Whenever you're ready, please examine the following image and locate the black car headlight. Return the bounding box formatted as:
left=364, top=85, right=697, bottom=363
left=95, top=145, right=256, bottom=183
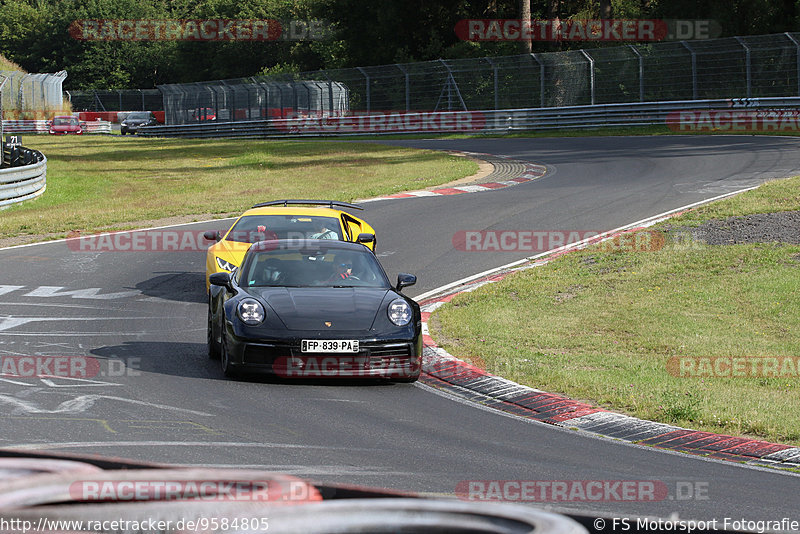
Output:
left=216, top=257, right=236, bottom=271
left=388, top=299, right=412, bottom=327
left=238, top=299, right=265, bottom=325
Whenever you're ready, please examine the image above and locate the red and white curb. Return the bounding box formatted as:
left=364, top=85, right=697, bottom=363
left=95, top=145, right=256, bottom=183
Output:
left=361, top=154, right=546, bottom=203
left=415, top=188, right=800, bottom=470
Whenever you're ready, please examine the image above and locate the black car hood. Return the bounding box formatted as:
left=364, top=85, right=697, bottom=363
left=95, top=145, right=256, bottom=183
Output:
left=255, top=287, right=390, bottom=331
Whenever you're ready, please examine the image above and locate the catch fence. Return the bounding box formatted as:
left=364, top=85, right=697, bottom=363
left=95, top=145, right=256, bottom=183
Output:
left=157, top=32, right=800, bottom=125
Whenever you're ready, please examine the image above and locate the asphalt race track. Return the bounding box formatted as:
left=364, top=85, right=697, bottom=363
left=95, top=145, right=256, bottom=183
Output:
left=1, top=135, right=799, bottom=522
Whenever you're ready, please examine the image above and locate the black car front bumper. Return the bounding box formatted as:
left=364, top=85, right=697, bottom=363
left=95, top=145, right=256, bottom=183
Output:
left=224, top=328, right=422, bottom=380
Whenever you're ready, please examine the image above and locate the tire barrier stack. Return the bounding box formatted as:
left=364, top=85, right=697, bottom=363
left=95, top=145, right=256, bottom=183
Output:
left=0, top=142, right=46, bottom=208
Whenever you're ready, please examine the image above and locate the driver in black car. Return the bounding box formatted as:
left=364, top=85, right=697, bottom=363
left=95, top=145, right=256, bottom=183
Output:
left=328, top=260, right=353, bottom=282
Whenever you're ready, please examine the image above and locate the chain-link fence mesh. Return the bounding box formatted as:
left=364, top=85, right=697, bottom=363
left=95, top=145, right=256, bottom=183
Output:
left=65, top=89, right=163, bottom=112
left=0, top=71, right=68, bottom=118
left=156, top=32, right=800, bottom=124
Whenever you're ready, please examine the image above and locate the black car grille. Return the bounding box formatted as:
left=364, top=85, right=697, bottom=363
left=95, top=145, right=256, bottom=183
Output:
left=242, top=345, right=291, bottom=364
left=243, top=342, right=414, bottom=365
left=288, top=343, right=411, bottom=359
left=365, top=345, right=411, bottom=358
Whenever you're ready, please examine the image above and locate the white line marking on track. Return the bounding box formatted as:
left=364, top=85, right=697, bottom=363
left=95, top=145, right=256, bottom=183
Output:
left=39, top=377, right=123, bottom=388
left=8, top=441, right=378, bottom=450
left=167, top=465, right=416, bottom=476
left=0, top=316, right=173, bottom=332
left=0, top=394, right=212, bottom=416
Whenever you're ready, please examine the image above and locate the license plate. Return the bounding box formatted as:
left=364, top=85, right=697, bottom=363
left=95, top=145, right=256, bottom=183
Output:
left=301, top=340, right=359, bottom=353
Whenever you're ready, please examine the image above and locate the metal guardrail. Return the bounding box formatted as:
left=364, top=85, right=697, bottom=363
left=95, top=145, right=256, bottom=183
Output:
left=1, top=120, right=112, bottom=134
left=0, top=144, right=46, bottom=208
left=137, top=96, right=800, bottom=138
left=82, top=121, right=112, bottom=134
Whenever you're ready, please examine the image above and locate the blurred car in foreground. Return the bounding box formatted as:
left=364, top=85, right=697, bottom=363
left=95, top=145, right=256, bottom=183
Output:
left=48, top=116, right=83, bottom=135
left=0, top=449, right=590, bottom=534
left=208, top=239, right=420, bottom=381
left=120, top=111, right=158, bottom=134
left=204, top=199, right=377, bottom=291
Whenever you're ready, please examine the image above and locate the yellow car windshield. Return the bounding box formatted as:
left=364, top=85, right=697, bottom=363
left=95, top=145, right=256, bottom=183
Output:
left=225, top=215, right=342, bottom=244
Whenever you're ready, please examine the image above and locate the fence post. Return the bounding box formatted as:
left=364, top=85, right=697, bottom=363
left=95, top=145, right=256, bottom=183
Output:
left=18, top=74, right=26, bottom=114
left=395, top=64, right=410, bottom=111
left=484, top=57, right=498, bottom=110
left=0, top=74, right=6, bottom=140
left=735, top=36, right=751, bottom=98
left=531, top=54, right=545, bottom=108
left=437, top=59, right=467, bottom=111
left=629, top=45, right=644, bottom=102
left=680, top=41, right=698, bottom=100
left=323, top=75, right=334, bottom=115
left=356, top=67, right=370, bottom=113
left=785, top=32, right=800, bottom=96
left=39, top=76, right=46, bottom=111
left=580, top=50, right=595, bottom=105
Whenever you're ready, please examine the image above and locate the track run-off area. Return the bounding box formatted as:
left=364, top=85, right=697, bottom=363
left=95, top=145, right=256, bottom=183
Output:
left=1, top=135, right=799, bottom=522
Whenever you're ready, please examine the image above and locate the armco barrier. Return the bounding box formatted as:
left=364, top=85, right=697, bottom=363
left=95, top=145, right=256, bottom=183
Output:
left=77, top=112, right=166, bottom=124
left=137, top=96, right=800, bottom=138
left=0, top=145, right=46, bottom=208
left=3, top=120, right=49, bottom=134
left=82, top=121, right=112, bottom=134
left=2, top=119, right=112, bottom=134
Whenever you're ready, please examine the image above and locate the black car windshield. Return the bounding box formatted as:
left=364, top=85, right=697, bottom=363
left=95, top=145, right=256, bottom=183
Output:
left=241, top=246, right=389, bottom=288
left=225, top=215, right=342, bottom=244
left=126, top=113, right=151, bottom=121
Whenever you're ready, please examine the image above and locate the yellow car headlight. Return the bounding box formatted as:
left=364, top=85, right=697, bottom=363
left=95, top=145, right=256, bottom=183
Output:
left=215, top=257, right=236, bottom=271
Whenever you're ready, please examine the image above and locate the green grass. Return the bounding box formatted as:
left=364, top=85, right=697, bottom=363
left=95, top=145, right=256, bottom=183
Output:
left=0, top=135, right=477, bottom=240
left=430, top=175, right=800, bottom=445
left=0, top=54, right=23, bottom=71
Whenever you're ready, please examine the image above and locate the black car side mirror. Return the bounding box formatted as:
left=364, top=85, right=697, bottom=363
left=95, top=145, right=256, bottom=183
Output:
left=203, top=230, right=222, bottom=242
left=396, top=273, right=416, bottom=292
left=209, top=272, right=233, bottom=291
left=356, top=233, right=375, bottom=245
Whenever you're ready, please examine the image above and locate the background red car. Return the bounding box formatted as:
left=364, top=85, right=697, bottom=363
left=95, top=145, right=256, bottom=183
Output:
left=48, top=115, right=83, bottom=135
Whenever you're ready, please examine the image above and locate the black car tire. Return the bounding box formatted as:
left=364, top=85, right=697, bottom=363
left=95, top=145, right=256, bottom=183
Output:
left=393, top=373, right=420, bottom=383
left=207, top=306, right=220, bottom=360
left=220, top=333, right=239, bottom=378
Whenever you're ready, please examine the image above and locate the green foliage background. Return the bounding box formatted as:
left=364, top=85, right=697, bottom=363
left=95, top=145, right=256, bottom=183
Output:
left=0, top=0, right=797, bottom=89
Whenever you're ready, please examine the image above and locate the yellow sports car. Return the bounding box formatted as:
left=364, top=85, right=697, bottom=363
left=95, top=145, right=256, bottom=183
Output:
left=204, top=200, right=376, bottom=291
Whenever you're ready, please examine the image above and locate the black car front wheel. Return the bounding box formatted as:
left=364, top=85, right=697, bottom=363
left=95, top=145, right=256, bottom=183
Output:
left=393, top=373, right=420, bottom=383
left=219, top=333, right=239, bottom=378
left=207, top=306, right=220, bottom=360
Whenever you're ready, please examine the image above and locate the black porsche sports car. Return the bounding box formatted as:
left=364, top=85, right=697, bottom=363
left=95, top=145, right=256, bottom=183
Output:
left=208, top=239, right=422, bottom=382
